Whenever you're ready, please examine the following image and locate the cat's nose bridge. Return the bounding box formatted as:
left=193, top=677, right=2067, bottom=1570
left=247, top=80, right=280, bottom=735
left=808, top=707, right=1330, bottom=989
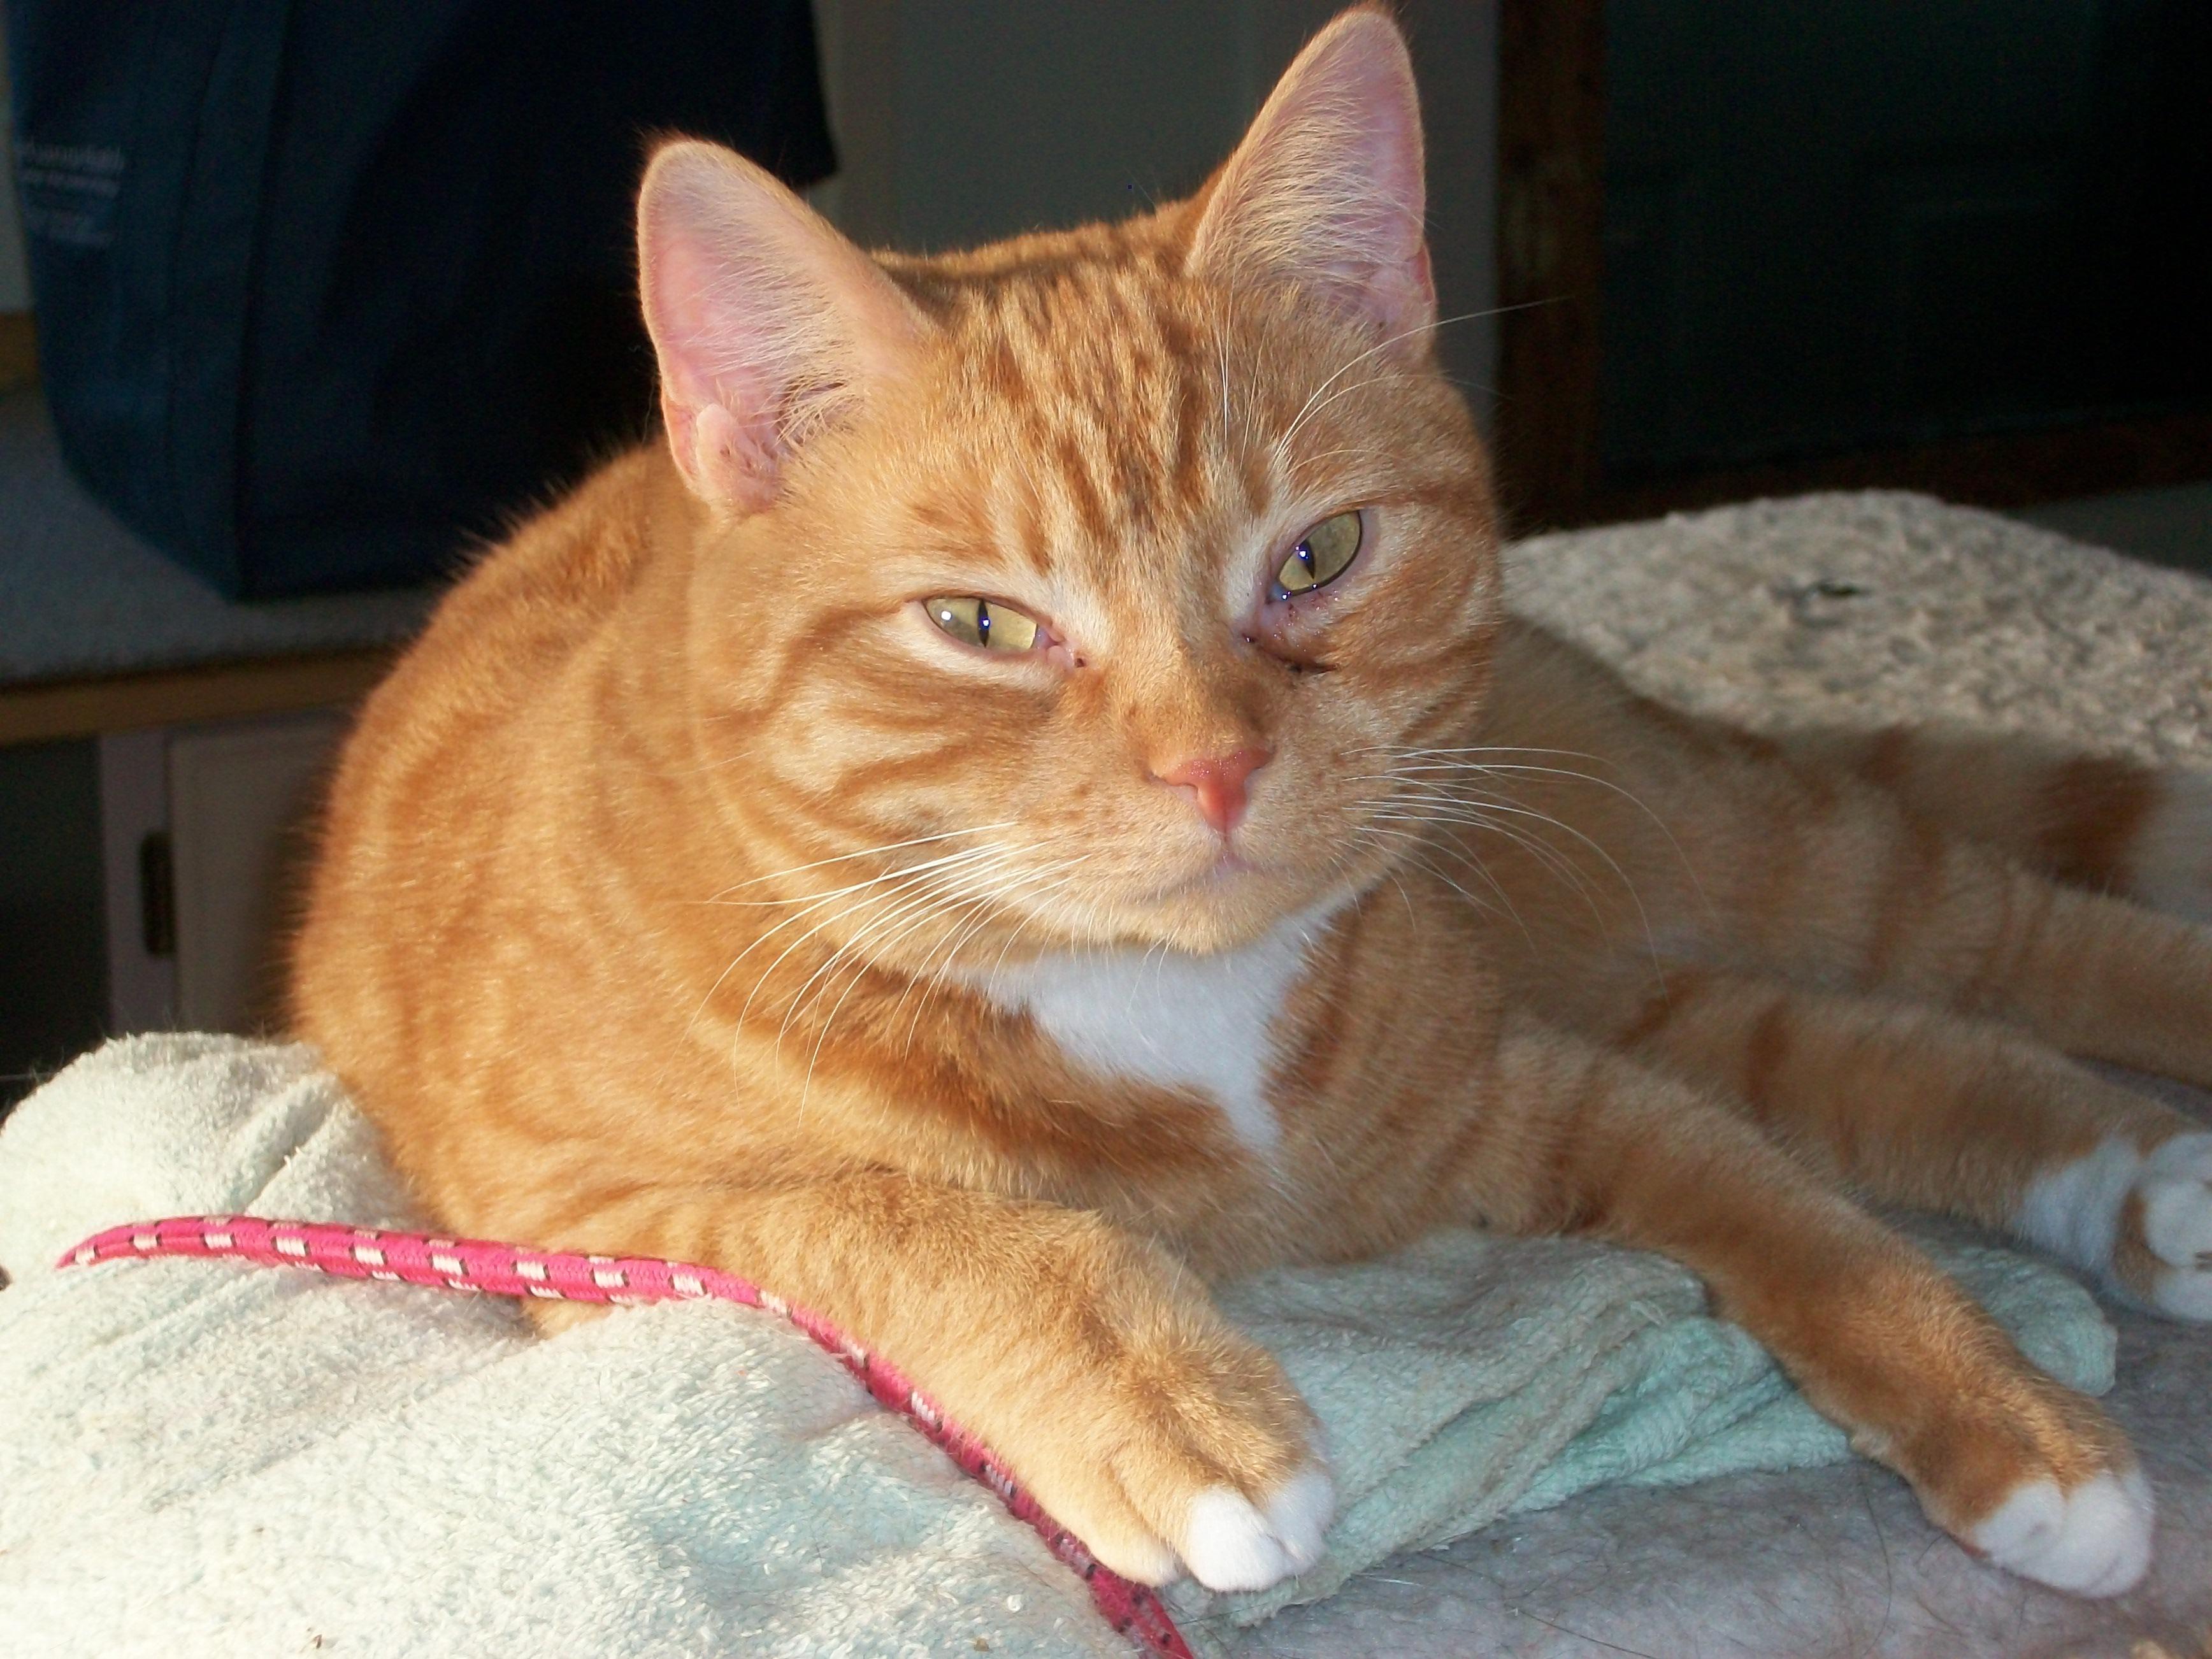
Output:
left=1113, top=628, right=1276, bottom=823
left=1123, top=686, right=1268, bottom=766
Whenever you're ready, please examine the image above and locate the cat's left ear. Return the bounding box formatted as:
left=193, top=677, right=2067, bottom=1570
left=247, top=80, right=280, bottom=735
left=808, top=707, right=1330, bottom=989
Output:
left=1188, top=6, right=1433, bottom=352
left=638, top=140, right=930, bottom=514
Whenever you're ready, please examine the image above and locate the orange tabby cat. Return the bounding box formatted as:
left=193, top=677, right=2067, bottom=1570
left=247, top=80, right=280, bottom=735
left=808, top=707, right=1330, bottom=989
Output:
left=292, top=6, right=2212, bottom=1601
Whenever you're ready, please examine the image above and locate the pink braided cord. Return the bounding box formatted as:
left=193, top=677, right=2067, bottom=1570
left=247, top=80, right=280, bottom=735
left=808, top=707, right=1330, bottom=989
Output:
left=60, top=1215, right=1193, bottom=1659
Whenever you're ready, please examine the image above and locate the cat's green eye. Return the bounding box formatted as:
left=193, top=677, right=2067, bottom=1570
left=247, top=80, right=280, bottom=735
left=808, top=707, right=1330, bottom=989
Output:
left=926, top=595, right=1040, bottom=652
left=1271, top=511, right=1363, bottom=600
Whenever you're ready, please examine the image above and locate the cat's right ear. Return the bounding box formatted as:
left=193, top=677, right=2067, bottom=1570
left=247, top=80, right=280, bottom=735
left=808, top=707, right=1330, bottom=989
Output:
left=1187, top=8, right=1432, bottom=352
left=638, top=141, right=928, bottom=514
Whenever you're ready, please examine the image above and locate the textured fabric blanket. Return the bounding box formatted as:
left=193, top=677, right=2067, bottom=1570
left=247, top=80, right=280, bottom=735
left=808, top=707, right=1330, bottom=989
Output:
left=0, top=1029, right=2113, bottom=1658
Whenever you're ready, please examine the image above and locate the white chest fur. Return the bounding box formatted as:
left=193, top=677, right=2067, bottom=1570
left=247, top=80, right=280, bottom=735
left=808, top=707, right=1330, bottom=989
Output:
left=978, top=905, right=1343, bottom=1156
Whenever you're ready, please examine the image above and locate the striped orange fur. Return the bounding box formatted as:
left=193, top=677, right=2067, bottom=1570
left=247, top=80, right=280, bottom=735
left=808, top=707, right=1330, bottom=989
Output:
left=291, top=7, right=2212, bottom=1600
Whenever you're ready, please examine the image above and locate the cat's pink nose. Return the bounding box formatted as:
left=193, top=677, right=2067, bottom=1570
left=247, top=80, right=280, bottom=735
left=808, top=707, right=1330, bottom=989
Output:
left=1151, top=747, right=1272, bottom=836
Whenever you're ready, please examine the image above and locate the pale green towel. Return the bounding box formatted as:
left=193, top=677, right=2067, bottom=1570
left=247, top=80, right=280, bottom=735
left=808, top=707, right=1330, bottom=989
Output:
left=1167, top=1228, right=2112, bottom=1648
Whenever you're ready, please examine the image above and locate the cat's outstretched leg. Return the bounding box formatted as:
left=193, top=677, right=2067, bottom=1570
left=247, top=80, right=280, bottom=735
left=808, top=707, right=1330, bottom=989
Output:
left=1786, top=726, right=2212, bottom=924
left=1467, top=629, right=2212, bottom=1084
left=1595, top=966, right=2212, bottom=1319
left=1460, top=1012, right=2154, bottom=1597
left=1681, top=786, right=2212, bottom=1091
left=506, top=1174, right=1332, bottom=1592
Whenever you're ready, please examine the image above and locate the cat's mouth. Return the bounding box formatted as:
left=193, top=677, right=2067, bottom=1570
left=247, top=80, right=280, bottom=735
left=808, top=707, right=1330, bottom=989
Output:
left=1146, top=846, right=1267, bottom=902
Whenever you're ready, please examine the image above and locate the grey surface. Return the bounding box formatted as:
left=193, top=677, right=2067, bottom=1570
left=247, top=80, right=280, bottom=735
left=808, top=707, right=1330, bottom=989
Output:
left=0, top=389, right=434, bottom=687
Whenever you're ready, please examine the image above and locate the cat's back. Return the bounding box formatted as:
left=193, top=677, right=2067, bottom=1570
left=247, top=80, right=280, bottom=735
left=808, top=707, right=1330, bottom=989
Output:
left=375, top=444, right=684, bottom=727
left=291, top=444, right=692, bottom=1067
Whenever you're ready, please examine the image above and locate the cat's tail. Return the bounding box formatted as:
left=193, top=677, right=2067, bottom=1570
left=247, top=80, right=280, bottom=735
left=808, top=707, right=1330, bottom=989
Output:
left=1783, top=724, right=2212, bottom=923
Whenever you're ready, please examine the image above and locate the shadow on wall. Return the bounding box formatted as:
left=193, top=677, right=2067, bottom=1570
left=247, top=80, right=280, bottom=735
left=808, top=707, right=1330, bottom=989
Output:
left=0, top=742, right=105, bottom=1112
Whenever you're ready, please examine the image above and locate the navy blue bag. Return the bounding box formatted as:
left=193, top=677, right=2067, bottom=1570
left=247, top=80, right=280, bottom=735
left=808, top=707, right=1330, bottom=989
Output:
left=6, top=1, right=834, bottom=598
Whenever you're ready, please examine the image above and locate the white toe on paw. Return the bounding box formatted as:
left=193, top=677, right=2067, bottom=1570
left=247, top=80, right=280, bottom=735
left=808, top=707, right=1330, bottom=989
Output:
left=1181, top=1466, right=1335, bottom=1592
left=2139, top=1134, right=2212, bottom=1319
left=1182, top=1488, right=1291, bottom=1592
left=1262, top=1465, right=1335, bottom=1573
left=1969, top=1468, right=2154, bottom=1598
left=2139, top=1138, right=2212, bottom=1266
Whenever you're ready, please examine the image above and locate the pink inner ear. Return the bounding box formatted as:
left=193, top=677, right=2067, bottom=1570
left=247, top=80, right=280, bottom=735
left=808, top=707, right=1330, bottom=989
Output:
left=647, top=217, right=787, bottom=436
left=643, top=222, right=779, bottom=509
left=638, top=140, right=930, bottom=512
left=643, top=224, right=728, bottom=419
left=688, top=403, right=783, bottom=515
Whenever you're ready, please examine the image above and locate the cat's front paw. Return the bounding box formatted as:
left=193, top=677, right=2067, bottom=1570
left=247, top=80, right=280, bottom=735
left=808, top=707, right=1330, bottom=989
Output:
left=1003, top=1326, right=1332, bottom=1593
left=2116, top=1131, right=2212, bottom=1319
left=1966, top=1467, right=2154, bottom=1598
left=1179, top=1466, right=1335, bottom=1591
left=1897, top=1363, right=2152, bottom=1598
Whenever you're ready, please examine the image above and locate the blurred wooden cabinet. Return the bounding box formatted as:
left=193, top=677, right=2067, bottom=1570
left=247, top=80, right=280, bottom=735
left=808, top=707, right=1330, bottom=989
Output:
left=98, top=709, right=351, bottom=1036
left=1, top=695, right=364, bottom=1112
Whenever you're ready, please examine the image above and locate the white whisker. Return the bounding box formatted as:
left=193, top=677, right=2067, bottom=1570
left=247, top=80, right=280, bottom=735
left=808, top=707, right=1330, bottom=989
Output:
left=700, top=821, right=1019, bottom=901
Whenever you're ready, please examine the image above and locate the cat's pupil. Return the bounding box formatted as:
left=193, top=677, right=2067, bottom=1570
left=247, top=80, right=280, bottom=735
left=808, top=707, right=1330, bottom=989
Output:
left=925, top=594, right=1040, bottom=653
left=1272, top=510, right=1362, bottom=601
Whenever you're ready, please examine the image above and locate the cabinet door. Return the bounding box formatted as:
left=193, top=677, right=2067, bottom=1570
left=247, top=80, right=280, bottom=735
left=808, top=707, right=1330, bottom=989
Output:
left=166, top=710, right=348, bottom=1033
left=0, top=739, right=104, bottom=1110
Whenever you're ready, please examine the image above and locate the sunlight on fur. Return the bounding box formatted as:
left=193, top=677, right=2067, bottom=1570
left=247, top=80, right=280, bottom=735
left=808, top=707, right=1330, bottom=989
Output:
left=292, top=4, right=2212, bottom=1601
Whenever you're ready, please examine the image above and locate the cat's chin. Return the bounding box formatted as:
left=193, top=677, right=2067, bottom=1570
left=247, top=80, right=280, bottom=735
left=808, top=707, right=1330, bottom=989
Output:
left=944, top=870, right=1326, bottom=964
left=1103, top=872, right=1358, bottom=958
left=1079, top=841, right=1405, bottom=957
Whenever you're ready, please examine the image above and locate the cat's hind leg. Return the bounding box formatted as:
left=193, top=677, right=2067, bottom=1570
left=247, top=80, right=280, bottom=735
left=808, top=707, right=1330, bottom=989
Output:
left=1681, top=773, right=2212, bottom=1091
left=1595, top=965, right=2212, bottom=1319
left=1786, top=724, right=2212, bottom=924
left=2032, top=1133, right=2212, bottom=1322
left=1455, top=1013, right=2153, bottom=1597
left=1469, top=630, right=2212, bottom=1084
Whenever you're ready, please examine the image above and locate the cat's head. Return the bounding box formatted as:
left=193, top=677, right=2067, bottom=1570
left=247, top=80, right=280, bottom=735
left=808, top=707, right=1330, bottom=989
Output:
left=640, top=7, right=1500, bottom=963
